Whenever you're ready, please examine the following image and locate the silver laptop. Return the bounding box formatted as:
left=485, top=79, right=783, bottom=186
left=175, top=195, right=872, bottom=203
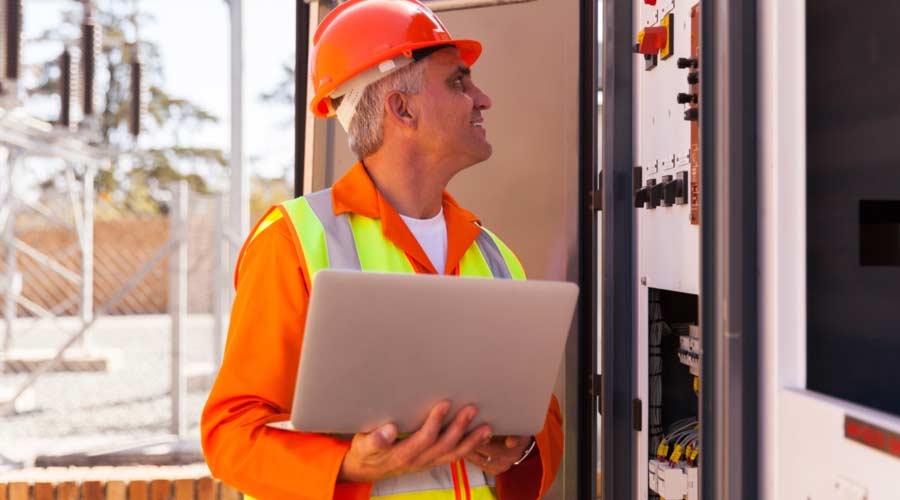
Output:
left=289, top=269, right=578, bottom=437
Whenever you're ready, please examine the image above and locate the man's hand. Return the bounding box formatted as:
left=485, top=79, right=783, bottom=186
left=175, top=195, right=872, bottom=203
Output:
left=465, top=435, right=534, bottom=476
left=338, top=401, right=493, bottom=484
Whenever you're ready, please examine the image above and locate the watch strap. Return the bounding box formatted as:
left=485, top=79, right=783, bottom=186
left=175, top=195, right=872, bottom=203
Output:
left=512, top=437, right=537, bottom=466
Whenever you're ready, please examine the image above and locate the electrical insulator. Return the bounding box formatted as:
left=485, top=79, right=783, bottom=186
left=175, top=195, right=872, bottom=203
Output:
left=59, top=49, right=73, bottom=127
left=81, top=18, right=101, bottom=116
left=5, top=0, right=23, bottom=81
left=130, top=52, right=143, bottom=137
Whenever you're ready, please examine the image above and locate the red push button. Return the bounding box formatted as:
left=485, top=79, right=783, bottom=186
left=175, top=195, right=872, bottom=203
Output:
left=645, top=0, right=658, bottom=4
left=636, top=26, right=668, bottom=55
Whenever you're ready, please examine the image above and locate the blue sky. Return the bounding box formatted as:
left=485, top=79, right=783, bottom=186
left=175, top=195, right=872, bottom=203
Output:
left=23, top=0, right=296, bottom=180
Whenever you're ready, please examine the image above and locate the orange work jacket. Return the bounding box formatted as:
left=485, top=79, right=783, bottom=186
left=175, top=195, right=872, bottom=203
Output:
left=201, top=163, right=564, bottom=500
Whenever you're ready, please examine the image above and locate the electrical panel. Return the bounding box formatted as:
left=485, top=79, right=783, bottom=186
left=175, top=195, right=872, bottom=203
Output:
left=635, top=0, right=700, bottom=296
left=634, top=1, right=702, bottom=498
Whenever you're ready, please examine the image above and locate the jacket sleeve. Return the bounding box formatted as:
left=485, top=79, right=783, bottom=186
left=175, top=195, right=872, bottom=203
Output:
left=201, top=216, right=373, bottom=500
left=494, top=394, right=564, bottom=499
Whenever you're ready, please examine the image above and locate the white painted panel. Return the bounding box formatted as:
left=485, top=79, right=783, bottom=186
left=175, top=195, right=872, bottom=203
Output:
left=635, top=268, right=649, bottom=498
left=635, top=0, right=700, bottom=297
left=780, top=389, right=900, bottom=500
left=639, top=208, right=699, bottom=294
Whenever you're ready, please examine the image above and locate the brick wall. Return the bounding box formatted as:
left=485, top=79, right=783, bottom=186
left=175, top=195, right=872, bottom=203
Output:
left=0, top=467, right=240, bottom=500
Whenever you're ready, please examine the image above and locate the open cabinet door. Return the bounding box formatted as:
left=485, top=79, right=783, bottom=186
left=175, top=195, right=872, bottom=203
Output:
left=700, top=0, right=761, bottom=498
left=761, top=1, right=900, bottom=498
left=599, top=0, right=636, bottom=498
left=602, top=0, right=762, bottom=498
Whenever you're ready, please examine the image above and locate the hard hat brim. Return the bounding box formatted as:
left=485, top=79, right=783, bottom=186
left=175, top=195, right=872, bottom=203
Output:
left=310, top=38, right=483, bottom=118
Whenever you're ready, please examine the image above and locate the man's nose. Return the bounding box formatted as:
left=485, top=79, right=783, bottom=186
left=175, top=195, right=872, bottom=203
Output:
left=472, top=84, right=492, bottom=110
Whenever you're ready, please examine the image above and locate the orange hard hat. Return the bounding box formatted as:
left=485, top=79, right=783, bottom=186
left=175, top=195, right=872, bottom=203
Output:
left=309, top=0, right=483, bottom=118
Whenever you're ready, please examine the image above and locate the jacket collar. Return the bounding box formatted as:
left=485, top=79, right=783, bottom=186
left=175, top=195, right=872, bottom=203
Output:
left=329, top=162, right=482, bottom=274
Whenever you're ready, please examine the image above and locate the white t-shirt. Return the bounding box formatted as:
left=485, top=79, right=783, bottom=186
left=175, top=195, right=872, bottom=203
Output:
left=399, top=209, right=448, bottom=274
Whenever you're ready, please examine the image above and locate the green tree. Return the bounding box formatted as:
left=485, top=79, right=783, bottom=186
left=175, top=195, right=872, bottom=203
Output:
left=29, top=0, right=227, bottom=214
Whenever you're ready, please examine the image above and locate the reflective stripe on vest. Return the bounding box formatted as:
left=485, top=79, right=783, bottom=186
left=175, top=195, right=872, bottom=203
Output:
left=370, top=460, right=496, bottom=499
left=259, top=188, right=523, bottom=499
left=280, top=188, right=524, bottom=280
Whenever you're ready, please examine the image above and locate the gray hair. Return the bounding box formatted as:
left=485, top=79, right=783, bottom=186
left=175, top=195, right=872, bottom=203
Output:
left=347, top=59, right=426, bottom=159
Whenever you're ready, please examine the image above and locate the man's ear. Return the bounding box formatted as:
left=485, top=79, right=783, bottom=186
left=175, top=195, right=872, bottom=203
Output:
left=386, top=92, right=417, bottom=129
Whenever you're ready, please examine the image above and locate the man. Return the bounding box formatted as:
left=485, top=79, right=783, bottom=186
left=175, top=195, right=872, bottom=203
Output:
left=201, top=1, right=563, bottom=499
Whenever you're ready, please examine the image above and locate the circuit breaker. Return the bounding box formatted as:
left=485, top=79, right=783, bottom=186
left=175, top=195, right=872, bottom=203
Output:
left=634, top=1, right=702, bottom=499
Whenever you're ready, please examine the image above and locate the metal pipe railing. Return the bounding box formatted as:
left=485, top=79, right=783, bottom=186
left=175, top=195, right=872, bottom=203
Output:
left=2, top=148, right=19, bottom=353
left=169, top=181, right=188, bottom=437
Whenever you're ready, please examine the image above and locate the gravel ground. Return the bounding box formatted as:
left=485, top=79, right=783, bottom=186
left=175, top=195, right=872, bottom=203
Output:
left=0, top=315, right=219, bottom=467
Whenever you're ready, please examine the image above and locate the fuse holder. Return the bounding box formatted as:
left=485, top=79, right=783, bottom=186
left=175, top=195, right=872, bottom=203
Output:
left=657, top=439, right=670, bottom=460
left=636, top=26, right=669, bottom=55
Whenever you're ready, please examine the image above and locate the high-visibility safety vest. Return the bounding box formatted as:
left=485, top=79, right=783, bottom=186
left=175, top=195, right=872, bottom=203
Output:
left=248, top=188, right=525, bottom=500
left=284, top=189, right=525, bottom=281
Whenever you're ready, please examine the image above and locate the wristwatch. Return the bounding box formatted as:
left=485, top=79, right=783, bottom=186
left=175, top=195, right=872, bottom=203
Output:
left=512, top=437, right=537, bottom=466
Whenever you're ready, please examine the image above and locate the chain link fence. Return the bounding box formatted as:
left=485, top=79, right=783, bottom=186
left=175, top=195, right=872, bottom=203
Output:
left=4, top=191, right=218, bottom=320
left=0, top=174, right=263, bottom=468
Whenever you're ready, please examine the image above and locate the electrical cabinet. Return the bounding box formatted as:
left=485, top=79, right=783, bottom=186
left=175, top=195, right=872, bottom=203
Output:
left=604, top=1, right=900, bottom=498
left=770, top=1, right=900, bottom=497
left=634, top=1, right=702, bottom=498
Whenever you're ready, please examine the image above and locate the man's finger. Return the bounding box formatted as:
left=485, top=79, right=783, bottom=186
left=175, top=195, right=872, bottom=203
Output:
left=368, top=424, right=397, bottom=452
left=416, top=405, right=477, bottom=465
left=392, top=401, right=451, bottom=462
left=440, top=423, right=493, bottom=463
left=504, top=436, right=522, bottom=449
left=352, top=424, right=396, bottom=462
left=464, top=446, right=505, bottom=475
left=469, top=437, right=505, bottom=457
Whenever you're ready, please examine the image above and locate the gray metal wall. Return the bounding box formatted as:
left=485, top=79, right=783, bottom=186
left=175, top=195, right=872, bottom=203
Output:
left=307, top=1, right=582, bottom=496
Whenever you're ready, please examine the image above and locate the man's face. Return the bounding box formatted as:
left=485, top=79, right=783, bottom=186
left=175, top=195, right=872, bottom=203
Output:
left=409, top=47, right=493, bottom=170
